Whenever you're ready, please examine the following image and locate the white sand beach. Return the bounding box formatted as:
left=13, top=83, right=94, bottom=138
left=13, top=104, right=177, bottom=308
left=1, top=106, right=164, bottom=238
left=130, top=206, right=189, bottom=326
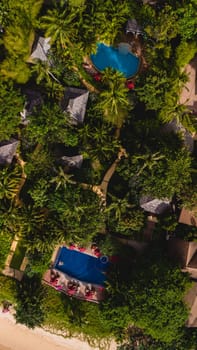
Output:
left=0, top=312, right=116, bottom=350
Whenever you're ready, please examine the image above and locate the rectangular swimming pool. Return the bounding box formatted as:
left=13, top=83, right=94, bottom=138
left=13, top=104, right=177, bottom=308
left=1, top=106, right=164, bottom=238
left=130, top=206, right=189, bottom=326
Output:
left=54, top=247, right=108, bottom=286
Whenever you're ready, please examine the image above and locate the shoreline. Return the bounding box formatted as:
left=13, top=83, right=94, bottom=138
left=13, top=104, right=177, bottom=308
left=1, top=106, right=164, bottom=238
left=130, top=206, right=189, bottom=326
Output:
left=0, top=312, right=117, bottom=350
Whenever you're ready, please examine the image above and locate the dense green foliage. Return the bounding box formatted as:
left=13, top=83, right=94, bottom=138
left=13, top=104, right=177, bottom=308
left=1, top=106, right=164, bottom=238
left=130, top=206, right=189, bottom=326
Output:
left=15, top=273, right=44, bottom=328
left=0, top=0, right=197, bottom=348
left=0, top=275, right=17, bottom=304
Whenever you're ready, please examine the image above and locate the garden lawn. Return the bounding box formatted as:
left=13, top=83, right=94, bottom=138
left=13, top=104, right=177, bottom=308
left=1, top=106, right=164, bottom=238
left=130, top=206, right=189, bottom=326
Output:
left=0, top=231, right=13, bottom=270
left=9, top=242, right=26, bottom=270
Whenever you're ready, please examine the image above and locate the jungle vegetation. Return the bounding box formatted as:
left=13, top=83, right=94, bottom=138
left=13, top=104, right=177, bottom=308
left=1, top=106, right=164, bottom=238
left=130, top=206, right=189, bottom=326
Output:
left=0, top=0, right=197, bottom=349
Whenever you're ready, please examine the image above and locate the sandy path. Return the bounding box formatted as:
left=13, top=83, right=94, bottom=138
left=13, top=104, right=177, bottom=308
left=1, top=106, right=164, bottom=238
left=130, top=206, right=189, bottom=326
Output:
left=179, top=55, right=197, bottom=112
left=0, top=313, right=116, bottom=350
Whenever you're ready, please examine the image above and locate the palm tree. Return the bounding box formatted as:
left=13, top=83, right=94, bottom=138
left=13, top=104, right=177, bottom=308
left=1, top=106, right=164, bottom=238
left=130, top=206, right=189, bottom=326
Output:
left=50, top=167, right=76, bottom=191
left=1, top=0, right=43, bottom=83
left=78, top=124, right=93, bottom=145
left=0, top=167, right=21, bottom=202
left=96, top=69, right=130, bottom=128
left=30, top=60, right=61, bottom=87
left=40, top=1, right=79, bottom=50
left=105, top=194, right=132, bottom=221
left=93, top=0, right=129, bottom=45
left=69, top=0, right=85, bottom=6
left=133, top=151, right=165, bottom=176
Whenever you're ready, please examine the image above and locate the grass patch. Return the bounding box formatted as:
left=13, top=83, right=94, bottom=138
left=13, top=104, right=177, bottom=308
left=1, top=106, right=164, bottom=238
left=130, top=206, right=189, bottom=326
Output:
left=10, top=242, right=26, bottom=270
left=0, top=275, right=17, bottom=304
left=0, top=231, right=13, bottom=270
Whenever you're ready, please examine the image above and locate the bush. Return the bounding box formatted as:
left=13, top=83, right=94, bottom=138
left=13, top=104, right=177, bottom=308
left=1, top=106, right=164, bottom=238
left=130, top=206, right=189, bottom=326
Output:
left=0, top=275, right=17, bottom=305
left=15, top=273, right=44, bottom=328
left=0, top=231, right=13, bottom=270
left=176, top=41, right=197, bottom=68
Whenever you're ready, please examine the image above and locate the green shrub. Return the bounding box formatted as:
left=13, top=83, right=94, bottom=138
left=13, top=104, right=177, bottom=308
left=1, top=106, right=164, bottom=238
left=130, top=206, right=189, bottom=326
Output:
left=176, top=41, right=197, bottom=68
left=0, top=275, right=17, bottom=304
left=9, top=243, right=26, bottom=270
left=0, top=231, right=13, bottom=270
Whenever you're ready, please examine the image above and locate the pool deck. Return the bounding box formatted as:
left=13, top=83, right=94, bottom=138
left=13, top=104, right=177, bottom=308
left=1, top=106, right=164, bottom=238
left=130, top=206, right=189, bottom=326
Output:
left=42, top=244, right=106, bottom=303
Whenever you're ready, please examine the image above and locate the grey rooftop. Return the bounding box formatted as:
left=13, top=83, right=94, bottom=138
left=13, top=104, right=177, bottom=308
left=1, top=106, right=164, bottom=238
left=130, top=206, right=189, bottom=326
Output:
left=61, top=155, right=83, bottom=169
left=0, top=140, right=19, bottom=165
left=62, top=87, right=89, bottom=125
left=140, top=196, right=170, bottom=215
left=30, top=37, right=51, bottom=62
left=126, top=19, right=143, bottom=36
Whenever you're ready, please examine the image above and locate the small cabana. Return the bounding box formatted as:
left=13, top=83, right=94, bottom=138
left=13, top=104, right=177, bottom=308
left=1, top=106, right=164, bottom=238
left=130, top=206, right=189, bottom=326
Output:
left=126, top=19, right=143, bottom=37
left=62, top=87, right=89, bottom=125
left=140, top=196, right=170, bottom=215
left=60, top=155, right=83, bottom=169
left=30, top=36, right=51, bottom=63
left=0, top=140, right=19, bottom=166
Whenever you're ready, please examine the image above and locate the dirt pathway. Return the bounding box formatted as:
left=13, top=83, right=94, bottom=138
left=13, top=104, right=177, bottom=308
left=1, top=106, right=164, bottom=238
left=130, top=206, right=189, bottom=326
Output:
left=179, top=55, right=197, bottom=112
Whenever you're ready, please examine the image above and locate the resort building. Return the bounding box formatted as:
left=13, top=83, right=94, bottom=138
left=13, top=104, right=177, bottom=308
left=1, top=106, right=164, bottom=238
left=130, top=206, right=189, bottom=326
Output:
left=179, top=208, right=197, bottom=227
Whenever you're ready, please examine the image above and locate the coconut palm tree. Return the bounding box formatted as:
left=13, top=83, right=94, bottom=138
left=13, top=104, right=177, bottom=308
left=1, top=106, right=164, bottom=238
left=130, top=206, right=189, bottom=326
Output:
left=133, top=151, right=165, bottom=176
left=96, top=69, right=130, bottom=128
left=50, top=167, right=76, bottom=191
left=105, top=194, right=132, bottom=221
left=93, top=0, right=129, bottom=45
left=40, top=1, right=79, bottom=50
left=0, top=167, right=21, bottom=203
left=1, top=0, right=43, bottom=83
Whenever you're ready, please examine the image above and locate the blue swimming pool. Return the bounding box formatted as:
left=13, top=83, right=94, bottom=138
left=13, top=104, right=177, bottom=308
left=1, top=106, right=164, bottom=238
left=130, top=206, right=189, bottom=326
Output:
left=54, top=247, right=108, bottom=286
left=91, top=43, right=140, bottom=78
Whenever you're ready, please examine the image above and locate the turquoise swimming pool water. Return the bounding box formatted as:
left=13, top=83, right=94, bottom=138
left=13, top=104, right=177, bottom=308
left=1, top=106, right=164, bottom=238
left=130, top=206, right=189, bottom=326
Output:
left=54, top=247, right=108, bottom=286
left=90, top=43, right=140, bottom=78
